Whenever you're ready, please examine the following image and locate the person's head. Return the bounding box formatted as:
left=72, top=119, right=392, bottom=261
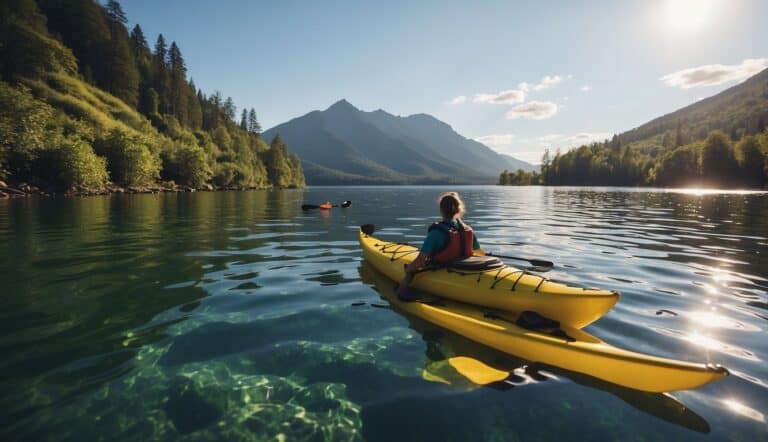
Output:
left=438, top=191, right=465, bottom=220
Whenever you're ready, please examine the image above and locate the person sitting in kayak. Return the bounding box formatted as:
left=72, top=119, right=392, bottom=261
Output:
left=397, top=192, right=481, bottom=298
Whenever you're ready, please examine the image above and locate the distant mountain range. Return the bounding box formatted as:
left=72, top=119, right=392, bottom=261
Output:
left=263, top=100, right=533, bottom=184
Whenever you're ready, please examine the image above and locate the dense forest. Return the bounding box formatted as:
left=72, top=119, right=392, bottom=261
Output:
left=500, top=68, right=768, bottom=188
left=0, top=0, right=305, bottom=194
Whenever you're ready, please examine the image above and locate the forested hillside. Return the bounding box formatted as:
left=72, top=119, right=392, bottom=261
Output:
left=500, top=68, right=768, bottom=188
left=0, top=0, right=304, bottom=195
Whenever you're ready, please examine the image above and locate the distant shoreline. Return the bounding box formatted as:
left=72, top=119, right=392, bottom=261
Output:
left=0, top=183, right=300, bottom=199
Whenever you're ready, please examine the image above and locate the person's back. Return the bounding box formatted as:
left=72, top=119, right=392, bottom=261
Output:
left=397, top=192, right=481, bottom=298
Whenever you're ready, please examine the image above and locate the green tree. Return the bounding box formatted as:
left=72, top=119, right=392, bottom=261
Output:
left=161, top=142, right=212, bottom=187
left=266, top=135, right=293, bottom=187
left=152, top=34, right=170, bottom=113
left=498, top=169, right=509, bottom=185
left=94, top=129, right=160, bottom=186
left=54, top=138, right=109, bottom=189
left=224, top=97, right=236, bottom=122
left=248, top=108, right=261, bottom=134
left=0, top=0, right=78, bottom=80
left=167, top=41, right=188, bottom=123
left=734, top=135, right=766, bottom=187
left=652, top=145, right=699, bottom=187
left=240, top=109, right=248, bottom=131
left=700, top=131, right=740, bottom=188
left=139, top=87, right=159, bottom=117
left=0, top=82, right=54, bottom=179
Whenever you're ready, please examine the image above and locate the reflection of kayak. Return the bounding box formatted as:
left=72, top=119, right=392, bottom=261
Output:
left=359, top=262, right=729, bottom=393
left=359, top=228, right=618, bottom=329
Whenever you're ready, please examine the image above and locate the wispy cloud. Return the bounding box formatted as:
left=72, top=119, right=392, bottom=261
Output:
left=660, top=58, right=768, bottom=89
left=475, top=134, right=515, bottom=147
left=580, top=85, right=591, bottom=92
left=448, top=74, right=566, bottom=106
left=473, top=89, right=526, bottom=105
left=539, top=132, right=611, bottom=148
left=506, top=101, right=558, bottom=120
left=518, top=75, right=564, bottom=92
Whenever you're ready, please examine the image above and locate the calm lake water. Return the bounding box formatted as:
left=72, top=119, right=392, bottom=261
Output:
left=1, top=186, right=767, bottom=441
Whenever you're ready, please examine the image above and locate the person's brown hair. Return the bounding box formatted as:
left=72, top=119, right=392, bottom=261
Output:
left=438, top=192, right=465, bottom=219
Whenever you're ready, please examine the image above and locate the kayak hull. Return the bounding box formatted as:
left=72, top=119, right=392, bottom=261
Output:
left=359, top=230, right=619, bottom=329
left=361, top=264, right=729, bottom=393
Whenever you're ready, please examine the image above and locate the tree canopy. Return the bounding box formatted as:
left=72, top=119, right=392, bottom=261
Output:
left=0, top=0, right=304, bottom=191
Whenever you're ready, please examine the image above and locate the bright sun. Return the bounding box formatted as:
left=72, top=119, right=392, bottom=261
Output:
left=663, top=0, right=719, bottom=34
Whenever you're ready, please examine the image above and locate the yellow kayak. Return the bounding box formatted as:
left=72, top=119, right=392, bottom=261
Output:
left=360, top=263, right=729, bottom=393
left=359, top=229, right=619, bottom=329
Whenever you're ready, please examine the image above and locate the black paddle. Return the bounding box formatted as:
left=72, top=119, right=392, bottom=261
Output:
left=302, top=200, right=352, bottom=210
left=484, top=252, right=553, bottom=269
left=359, top=224, right=554, bottom=269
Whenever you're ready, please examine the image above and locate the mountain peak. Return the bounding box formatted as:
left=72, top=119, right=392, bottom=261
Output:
left=327, top=99, right=358, bottom=112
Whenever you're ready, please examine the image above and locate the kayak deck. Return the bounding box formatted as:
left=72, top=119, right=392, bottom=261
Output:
left=360, top=230, right=619, bottom=329
left=361, top=264, right=729, bottom=393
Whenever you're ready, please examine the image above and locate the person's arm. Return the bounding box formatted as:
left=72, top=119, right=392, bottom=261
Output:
left=472, top=235, right=484, bottom=255
left=405, top=252, right=429, bottom=273
left=397, top=252, right=429, bottom=295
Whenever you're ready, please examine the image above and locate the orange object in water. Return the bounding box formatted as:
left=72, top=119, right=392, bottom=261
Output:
left=319, top=201, right=333, bottom=209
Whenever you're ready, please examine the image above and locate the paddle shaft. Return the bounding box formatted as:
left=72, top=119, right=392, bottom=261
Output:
left=484, top=252, right=553, bottom=268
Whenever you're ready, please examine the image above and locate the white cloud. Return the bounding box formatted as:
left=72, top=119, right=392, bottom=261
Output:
left=456, top=74, right=566, bottom=107
left=473, top=89, right=526, bottom=105
left=538, top=132, right=611, bottom=148
left=505, top=101, right=558, bottom=120
left=518, top=75, right=564, bottom=93
left=475, top=134, right=515, bottom=147
left=660, top=58, right=768, bottom=89
left=563, top=132, right=611, bottom=146
left=533, top=75, right=563, bottom=91
left=580, top=85, right=591, bottom=92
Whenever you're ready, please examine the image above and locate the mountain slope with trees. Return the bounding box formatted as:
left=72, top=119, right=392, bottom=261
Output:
left=500, top=68, right=768, bottom=188
left=263, top=99, right=533, bottom=185
left=0, top=0, right=304, bottom=195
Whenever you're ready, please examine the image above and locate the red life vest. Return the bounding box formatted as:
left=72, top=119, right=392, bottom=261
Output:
left=428, top=220, right=474, bottom=264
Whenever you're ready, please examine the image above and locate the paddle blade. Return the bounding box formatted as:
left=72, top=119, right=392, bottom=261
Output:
left=360, top=224, right=376, bottom=235
left=448, top=357, right=509, bottom=385
left=341, top=200, right=352, bottom=208
left=301, top=204, right=318, bottom=210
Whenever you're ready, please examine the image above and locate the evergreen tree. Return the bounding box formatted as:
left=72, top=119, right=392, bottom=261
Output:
left=152, top=34, right=170, bottom=113
left=38, top=0, right=112, bottom=88
left=105, top=0, right=127, bottom=24
left=187, top=79, right=203, bottom=129
left=224, top=97, right=236, bottom=122
left=240, top=109, right=248, bottom=130
left=129, top=24, right=148, bottom=54
left=104, top=0, right=138, bottom=106
left=248, top=108, right=261, bottom=134
left=167, top=41, right=188, bottom=123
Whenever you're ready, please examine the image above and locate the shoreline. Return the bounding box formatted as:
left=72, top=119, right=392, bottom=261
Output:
left=0, top=182, right=300, bottom=199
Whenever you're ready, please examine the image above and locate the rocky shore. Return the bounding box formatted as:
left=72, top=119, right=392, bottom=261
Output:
left=0, top=181, right=273, bottom=199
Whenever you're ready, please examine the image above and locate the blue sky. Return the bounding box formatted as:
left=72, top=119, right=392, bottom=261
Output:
left=122, top=0, right=768, bottom=164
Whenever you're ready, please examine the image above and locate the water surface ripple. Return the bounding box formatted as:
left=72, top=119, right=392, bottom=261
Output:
left=1, top=186, right=767, bottom=441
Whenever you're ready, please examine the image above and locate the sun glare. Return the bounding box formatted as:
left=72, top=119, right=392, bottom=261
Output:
left=663, top=0, right=719, bottom=34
